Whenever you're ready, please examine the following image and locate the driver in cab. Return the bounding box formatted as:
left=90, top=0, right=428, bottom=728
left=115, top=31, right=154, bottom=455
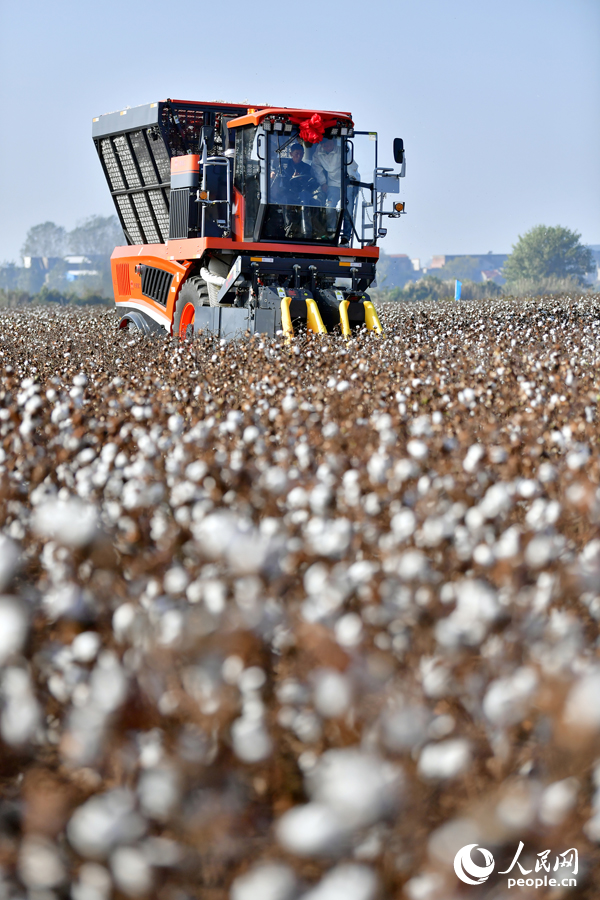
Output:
left=270, top=143, right=318, bottom=205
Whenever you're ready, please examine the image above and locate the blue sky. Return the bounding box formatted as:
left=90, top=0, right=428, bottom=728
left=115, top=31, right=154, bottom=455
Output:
left=1, top=0, right=598, bottom=264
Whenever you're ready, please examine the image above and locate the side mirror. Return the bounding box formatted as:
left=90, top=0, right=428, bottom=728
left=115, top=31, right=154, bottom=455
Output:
left=393, top=138, right=404, bottom=164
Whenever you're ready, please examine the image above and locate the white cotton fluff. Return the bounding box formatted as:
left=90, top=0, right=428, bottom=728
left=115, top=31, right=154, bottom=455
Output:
left=382, top=705, right=431, bottom=752
left=463, top=444, right=485, bottom=473
left=335, top=613, right=363, bottom=648
left=231, top=716, right=272, bottom=763
left=67, top=790, right=146, bottom=859
left=313, top=670, right=352, bottom=718
left=71, top=631, right=101, bottom=663
left=564, top=669, right=600, bottom=731
left=71, top=862, right=112, bottom=900
left=479, top=483, right=512, bottom=520
left=1, top=667, right=40, bottom=745
left=110, top=846, right=153, bottom=897
left=435, top=579, right=499, bottom=648
left=299, top=864, right=378, bottom=900
left=525, top=499, right=561, bottom=531
left=483, top=667, right=538, bottom=727
left=304, top=518, right=352, bottom=559
left=390, top=509, right=417, bottom=542
left=33, top=498, right=98, bottom=547
left=407, top=440, right=428, bottom=461
left=18, top=836, right=65, bottom=889
left=539, top=778, right=578, bottom=827
left=137, top=767, right=180, bottom=821
left=276, top=803, right=348, bottom=856
left=418, top=739, right=471, bottom=780
left=231, top=863, right=298, bottom=900
left=306, top=748, right=402, bottom=829
left=0, top=596, right=28, bottom=664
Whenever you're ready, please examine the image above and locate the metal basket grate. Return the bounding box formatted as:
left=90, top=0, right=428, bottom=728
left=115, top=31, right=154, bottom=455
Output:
left=100, top=138, right=125, bottom=192
left=116, top=195, right=143, bottom=245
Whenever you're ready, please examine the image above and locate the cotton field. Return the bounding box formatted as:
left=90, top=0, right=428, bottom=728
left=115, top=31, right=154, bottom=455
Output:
left=0, top=296, right=600, bottom=899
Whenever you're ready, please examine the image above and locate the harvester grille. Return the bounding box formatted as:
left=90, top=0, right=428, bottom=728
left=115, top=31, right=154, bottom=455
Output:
left=140, top=265, right=173, bottom=307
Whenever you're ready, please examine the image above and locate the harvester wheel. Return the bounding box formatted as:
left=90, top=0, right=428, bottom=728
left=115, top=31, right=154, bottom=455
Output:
left=173, top=277, right=208, bottom=339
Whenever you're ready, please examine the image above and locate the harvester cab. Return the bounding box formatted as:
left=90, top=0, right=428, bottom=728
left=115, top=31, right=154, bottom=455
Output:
left=92, top=99, right=406, bottom=340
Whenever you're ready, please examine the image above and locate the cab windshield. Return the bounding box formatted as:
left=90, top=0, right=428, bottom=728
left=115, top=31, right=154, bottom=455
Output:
left=264, top=130, right=345, bottom=242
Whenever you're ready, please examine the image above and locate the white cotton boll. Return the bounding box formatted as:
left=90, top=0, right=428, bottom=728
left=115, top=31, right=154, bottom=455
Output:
left=288, top=487, right=309, bottom=509
left=1, top=667, right=41, bottom=745
left=299, top=864, right=378, bottom=900
left=137, top=767, right=180, bottom=821
left=314, top=670, right=352, bottom=718
left=0, top=536, right=19, bottom=590
left=335, top=613, right=363, bottom=647
left=113, top=603, right=136, bottom=642
left=418, top=740, right=471, bottom=780
left=396, top=550, right=429, bottom=581
left=390, top=508, right=416, bottom=541
left=18, top=836, right=65, bottom=889
left=526, top=499, right=561, bottom=531
left=231, top=862, right=298, bottom=900
left=515, top=478, right=539, bottom=499
left=89, top=651, right=127, bottom=713
left=525, top=535, right=558, bottom=568
left=185, top=459, right=208, bottom=482
left=495, top=526, right=521, bottom=560
left=33, top=498, right=99, bottom=547
left=479, top=483, right=512, bottom=519
left=382, top=705, right=430, bottom=752
left=463, top=444, right=484, bottom=473
left=564, top=670, right=600, bottom=731
left=239, top=666, right=266, bottom=692
left=435, top=579, right=499, bottom=648
left=488, top=446, right=508, bottom=464
left=163, top=566, right=189, bottom=595
left=231, top=716, right=272, bottom=762
left=0, top=596, right=28, bottom=664
left=394, top=458, right=420, bottom=482
left=473, top=544, right=494, bottom=567
left=67, top=790, right=146, bottom=859
left=403, top=872, right=444, bottom=900
left=71, top=631, right=102, bottom=663
left=538, top=462, right=557, bottom=484
left=263, top=466, right=289, bottom=495
left=71, top=862, right=112, bottom=900
left=407, top=440, right=428, bottom=461
left=168, top=414, right=184, bottom=434
left=409, top=415, right=432, bottom=438
left=420, top=657, right=452, bottom=699
left=483, top=667, right=538, bottom=727
left=539, top=778, right=578, bottom=826
left=566, top=444, right=590, bottom=470
left=305, top=518, right=352, bottom=558
left=307, top=749, right=402, bottom=828
left=110, top=846, right=153, bottom=897
left=276, top=803, right=348, bottom=857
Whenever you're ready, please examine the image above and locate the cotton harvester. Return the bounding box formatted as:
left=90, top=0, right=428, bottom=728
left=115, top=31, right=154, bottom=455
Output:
left=92, top=98, right=406, bottom=339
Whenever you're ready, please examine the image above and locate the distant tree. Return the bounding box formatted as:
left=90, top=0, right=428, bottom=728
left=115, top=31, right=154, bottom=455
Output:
left=68, top=215, right=124, bottom=256
left=503, top=225, right=594, bottom=286
left=21, top=222, right=67, bottom=258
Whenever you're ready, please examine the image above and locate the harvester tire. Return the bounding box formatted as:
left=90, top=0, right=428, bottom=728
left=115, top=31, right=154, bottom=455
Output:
left=173, top=278, right=208, bottom=339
